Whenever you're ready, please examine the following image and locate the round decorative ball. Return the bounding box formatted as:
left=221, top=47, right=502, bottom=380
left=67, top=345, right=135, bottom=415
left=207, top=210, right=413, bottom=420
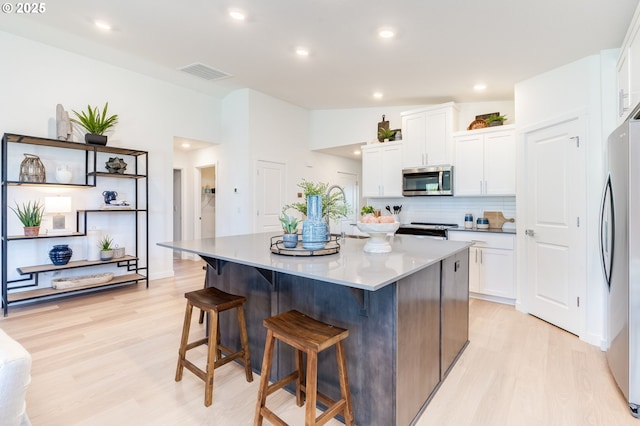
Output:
left=49, top=244, right=73, bottom=266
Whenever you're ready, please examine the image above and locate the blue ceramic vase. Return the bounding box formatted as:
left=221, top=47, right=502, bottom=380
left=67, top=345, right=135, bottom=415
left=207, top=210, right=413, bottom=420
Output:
left=49, top=244, right=73, bottom=266
left=301, top=195, right=327, bottom=250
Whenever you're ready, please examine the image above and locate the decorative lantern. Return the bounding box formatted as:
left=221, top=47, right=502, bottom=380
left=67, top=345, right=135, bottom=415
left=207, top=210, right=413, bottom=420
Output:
left=19, top=153, right=46, bottom=183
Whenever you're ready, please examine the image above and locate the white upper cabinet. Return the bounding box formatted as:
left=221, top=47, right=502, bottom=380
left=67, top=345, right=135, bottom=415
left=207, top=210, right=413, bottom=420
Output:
left=401, top=102, right=458, bottom=168
left=361, top=142, right=403, bottom=198
left=453, top=125, right=516, bottom=196
left=618, top=2, right=640, bottom=122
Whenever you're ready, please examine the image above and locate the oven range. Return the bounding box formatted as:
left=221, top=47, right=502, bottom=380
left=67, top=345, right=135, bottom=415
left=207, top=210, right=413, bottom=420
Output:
left=396, top=222, right=459, bottom=240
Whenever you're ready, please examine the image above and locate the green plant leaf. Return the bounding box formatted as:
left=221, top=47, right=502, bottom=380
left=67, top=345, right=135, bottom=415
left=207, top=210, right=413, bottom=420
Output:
left=9, top=200, right=44, bottom=227
left=70, top=102, right=119, bottom=135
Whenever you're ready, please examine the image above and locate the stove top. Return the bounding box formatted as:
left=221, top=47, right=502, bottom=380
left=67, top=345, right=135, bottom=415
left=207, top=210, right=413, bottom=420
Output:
left=402, top=222, right=459, bottom=230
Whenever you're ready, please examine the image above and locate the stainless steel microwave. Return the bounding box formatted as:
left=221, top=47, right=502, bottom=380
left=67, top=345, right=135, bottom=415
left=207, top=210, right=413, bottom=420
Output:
left=402, top=165, right=453, bottom=196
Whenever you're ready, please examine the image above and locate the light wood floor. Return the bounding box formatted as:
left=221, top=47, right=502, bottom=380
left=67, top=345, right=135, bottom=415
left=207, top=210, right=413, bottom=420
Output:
left=0, top=259, right=636, bottom=426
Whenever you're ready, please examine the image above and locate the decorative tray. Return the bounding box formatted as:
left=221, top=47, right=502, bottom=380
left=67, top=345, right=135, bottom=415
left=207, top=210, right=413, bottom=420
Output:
left=270, top=235, right=341, bottom=256
left=52, top=272, right=114, bottom=289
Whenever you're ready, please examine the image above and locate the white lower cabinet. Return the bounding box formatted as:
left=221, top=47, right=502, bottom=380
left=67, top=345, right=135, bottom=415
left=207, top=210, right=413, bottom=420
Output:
left=448, top=231, right=515, bottom=304
left=361, top=142, right=403, bottom=198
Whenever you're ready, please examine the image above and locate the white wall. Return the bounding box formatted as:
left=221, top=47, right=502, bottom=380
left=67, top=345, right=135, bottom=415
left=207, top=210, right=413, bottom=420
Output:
left=0, top=31, right=221, bottom=283
left=514, top=51, right=619, bottom=347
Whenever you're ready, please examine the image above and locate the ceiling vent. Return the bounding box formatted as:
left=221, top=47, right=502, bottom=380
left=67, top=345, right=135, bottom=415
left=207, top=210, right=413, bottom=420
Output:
left=179, top=63, right=231, bottom=81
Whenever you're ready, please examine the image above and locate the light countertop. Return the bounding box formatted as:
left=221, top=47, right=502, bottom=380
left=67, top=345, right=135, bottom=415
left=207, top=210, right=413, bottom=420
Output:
left=158, top=232, right=471, bottom=292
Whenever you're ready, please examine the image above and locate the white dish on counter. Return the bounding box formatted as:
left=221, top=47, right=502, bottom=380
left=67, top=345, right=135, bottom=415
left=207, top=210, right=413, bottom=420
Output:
left=356, top=222, right=400, bottom=253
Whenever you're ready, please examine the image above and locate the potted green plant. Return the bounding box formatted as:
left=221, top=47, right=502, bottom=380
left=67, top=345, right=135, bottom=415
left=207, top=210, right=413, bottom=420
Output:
left=485, top=114, right=507, bottom=127
left=284, top=179, right=349, bottom=222
left=9, top=200, right=44, bottom=236
left=279, top=211, right=299, bottom=248
left=378, top=127, right=396, bottom=142
left=71, top=102, right=119, bottom=145
left=360, top=205, right=375, bottom=216
left=98, top=235, right=114, bottom=261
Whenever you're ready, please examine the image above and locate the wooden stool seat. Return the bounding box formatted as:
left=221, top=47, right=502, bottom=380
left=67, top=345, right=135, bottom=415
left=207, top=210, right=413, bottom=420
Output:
left=176, top=287, right=253, bottom=407
left=254, top=310, right=354, bottom=426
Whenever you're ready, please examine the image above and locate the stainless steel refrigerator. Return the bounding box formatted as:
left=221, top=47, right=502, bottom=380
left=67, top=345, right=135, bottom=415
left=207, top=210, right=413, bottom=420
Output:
left=600, top=106, right=640, bottom=418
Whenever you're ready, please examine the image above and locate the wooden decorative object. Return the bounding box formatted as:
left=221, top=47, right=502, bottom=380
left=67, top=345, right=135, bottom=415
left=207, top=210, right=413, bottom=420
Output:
left=467, top=119, right=488, bottom=130
left=51, top=272, right=114, bottom=289
left=377, top=114, right=389, bottom=142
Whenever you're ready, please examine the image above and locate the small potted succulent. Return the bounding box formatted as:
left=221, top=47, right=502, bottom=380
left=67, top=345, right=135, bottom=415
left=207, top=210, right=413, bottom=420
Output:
left=71, top=102, right=119, bottom=145
left=279, top=211, right=299, bottom=248
left=98, top=235, right=114, bottom=261
left=9, top=200, right=44, bottom=236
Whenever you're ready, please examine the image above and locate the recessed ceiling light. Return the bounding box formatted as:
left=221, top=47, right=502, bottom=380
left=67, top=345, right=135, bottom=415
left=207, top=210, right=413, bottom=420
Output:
left=95, top=21, right=111, bottom=31
left=373, top=92, right=383, bottom=99
left=181, top=143, right=191, bottom=148
left=353, top=150, right=361, bottom=156
left=229, top=10, right=246, bottom=20
left=474, top=84, right=487, bottom=91
left=296, top=47, right=309, bottom=57
left=378, top=28, right=395, bottom=39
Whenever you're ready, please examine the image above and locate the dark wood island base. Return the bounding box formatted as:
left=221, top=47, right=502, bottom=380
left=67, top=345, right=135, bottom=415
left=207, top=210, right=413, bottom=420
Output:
left=202, top=251, right=469, bottom=426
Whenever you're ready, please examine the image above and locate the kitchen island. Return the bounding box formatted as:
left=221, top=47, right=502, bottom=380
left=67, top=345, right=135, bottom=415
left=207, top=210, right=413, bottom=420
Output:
left=158, top=233, right=471, bottom=426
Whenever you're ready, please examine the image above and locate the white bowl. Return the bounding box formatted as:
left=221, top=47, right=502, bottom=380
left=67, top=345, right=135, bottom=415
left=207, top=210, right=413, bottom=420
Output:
left=356, top=221, right=400, bottom=235
left=356, top=222, right=400, bottom=253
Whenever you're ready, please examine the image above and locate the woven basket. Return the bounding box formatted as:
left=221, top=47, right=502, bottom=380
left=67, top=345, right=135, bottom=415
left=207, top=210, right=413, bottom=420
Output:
left=19, top=153, right=46, bottom=183
left=467, top=119, right=488, bottom=130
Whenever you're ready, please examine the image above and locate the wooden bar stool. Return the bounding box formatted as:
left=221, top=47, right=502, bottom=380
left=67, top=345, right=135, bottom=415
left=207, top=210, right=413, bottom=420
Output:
left=254, top=310, right=354, bottom=426
left=175, top=287, right=253, bottom=407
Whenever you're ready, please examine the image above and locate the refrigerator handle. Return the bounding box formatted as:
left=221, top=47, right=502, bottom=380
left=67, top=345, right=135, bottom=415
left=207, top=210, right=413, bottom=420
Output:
left=599, top=174, right=614, bottom=290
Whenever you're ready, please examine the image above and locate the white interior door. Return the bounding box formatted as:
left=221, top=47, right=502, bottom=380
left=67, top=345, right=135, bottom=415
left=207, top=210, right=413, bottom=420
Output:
left=255, top=160, right=286, bottom=232
left=524, top=116, right=586, bottom=335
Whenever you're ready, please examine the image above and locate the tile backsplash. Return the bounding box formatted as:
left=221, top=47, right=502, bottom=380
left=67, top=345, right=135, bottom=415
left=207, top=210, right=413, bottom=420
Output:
left=366, top=196, right=516, bottom=230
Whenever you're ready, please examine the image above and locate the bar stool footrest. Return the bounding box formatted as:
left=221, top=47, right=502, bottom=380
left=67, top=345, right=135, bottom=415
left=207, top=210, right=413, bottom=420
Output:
left=259, top=406, right=288, bottom=426
left=266, top=371, right=300, bottom=397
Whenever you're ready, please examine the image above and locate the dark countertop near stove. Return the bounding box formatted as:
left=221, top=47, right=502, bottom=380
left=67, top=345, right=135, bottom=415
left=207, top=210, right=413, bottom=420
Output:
left=448, top=228, right=517, bottom=235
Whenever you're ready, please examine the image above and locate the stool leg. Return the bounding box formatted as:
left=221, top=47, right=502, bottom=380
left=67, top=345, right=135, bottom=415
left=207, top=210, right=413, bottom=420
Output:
left=295, top=349, right=304, bottom=407
left=304, top=350, right=318, bottom=426
left=236, top=305, right=253, bottom=382
left=204, top=310, right=219, bottom=407
left=175, top=301, right=194, bottom=382
left=336, top=341, right=354, bottom=426
left=254, top=330, right=275, bottom=426
left=198, top=308, right=205, bottom=324
left=215, top=320, right=222, bottom=361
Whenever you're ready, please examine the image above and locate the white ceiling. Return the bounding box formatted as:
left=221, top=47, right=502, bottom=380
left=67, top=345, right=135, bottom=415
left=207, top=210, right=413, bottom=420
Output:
left=1, top=0, right=638, bottom=111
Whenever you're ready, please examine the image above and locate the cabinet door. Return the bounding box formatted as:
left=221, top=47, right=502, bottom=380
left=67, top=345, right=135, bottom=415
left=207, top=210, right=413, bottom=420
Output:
left=629, top=27, right=640, bottom=117
left=618, top=49, right=631, bottom=120
left=401, top=112, right=426, bottom=167
left=453, top=134, right=484, bottom=196
left=478, top=248, right=515, bottom=298
left=483, top=130, right=516, bottom=195
left=425, top=109, right=449, bottom=166
left=441, top=251, right=469, bottom=378
left=362, top=147, right=382, bottom=197
left=380, top=144, right=403, bottom=197
left=468, top=246, right=481, bottom=293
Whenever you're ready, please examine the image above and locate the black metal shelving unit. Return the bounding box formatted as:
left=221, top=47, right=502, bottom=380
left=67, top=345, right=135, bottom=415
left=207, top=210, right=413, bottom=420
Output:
left=1, top=133, right=149, bottom=316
